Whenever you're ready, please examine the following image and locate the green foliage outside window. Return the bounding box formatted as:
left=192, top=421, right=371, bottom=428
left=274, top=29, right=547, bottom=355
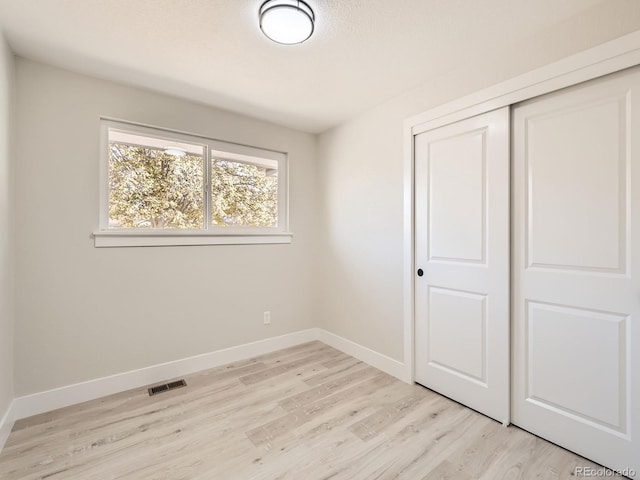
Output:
left=210, top=159, right=278, bottom=227
left=108, top=144, right=278, bottom=229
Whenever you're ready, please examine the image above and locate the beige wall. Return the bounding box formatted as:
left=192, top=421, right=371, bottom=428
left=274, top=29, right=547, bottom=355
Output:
left=316, top=4, right=640, bottom=361
left=13, top=59, right=317, bottom=396
left=0, top=30, right=14, bottom=418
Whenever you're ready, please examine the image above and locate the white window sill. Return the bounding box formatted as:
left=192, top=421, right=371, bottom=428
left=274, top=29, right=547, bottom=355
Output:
left=93, top=230, right=293, bottom=247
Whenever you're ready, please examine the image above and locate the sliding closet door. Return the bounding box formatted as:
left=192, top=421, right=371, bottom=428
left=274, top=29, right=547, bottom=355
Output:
left=414, top=107, right=510, bottom=424
left=512, top=68, right=640, bottom=477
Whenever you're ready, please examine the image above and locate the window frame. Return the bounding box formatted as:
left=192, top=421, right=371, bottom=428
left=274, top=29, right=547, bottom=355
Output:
left=94, top=118, right=291, bottom=247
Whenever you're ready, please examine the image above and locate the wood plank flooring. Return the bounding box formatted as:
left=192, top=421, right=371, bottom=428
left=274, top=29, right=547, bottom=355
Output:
left=0, top=341, right=623, bottom=479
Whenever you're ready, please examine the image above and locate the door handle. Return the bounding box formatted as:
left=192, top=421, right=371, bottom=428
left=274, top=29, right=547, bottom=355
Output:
left=417, top=269, right=424, bottom=277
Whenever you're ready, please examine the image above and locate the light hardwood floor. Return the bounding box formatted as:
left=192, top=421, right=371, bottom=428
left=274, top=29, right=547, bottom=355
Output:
left=0, top=342, right=622, bottom=479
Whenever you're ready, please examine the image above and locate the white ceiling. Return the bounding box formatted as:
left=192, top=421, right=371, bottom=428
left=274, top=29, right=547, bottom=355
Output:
left=0, top=0, right=634, bottom=132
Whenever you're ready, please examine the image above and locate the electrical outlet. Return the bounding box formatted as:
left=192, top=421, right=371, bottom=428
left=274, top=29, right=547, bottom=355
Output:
left=263, top=311, right=271, bottom=325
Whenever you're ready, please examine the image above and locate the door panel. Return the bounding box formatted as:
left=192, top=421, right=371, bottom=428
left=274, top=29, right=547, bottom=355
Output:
left=526, top=95, right=626, bottom=272
left=428, top=131, right=486, bottom=262
left=415, top=107, right=510, bottom=424
left=512, top=68, right=639, bottom=477
left=525, top=301, right=626, bottom=431
left=428, top=287, right=487, bottom=382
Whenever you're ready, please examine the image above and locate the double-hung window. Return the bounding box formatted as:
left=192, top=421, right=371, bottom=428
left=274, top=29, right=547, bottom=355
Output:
left=94, top=119, right=290, bottom=247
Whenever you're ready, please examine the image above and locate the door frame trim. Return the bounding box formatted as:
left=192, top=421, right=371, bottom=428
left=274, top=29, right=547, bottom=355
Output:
left=403, top=30, right=640, bottom=384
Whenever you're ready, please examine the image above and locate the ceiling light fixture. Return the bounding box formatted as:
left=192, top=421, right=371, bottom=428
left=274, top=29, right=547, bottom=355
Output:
left=164, top=147, right=187, bottom=157
left=259, top=0, right=315, bottom=45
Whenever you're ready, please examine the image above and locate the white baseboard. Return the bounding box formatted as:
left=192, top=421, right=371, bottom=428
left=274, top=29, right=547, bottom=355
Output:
left=5, top=328, right=409, bottom=437
left=10, top=329, right=319, bottom=422
left=316, top=329, right=411, bottom=382
left=0, top=400, right=14, bottom=453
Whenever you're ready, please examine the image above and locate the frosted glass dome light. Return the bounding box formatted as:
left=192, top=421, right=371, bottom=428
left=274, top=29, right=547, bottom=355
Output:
left=259, top=0, right=315, bottom=45
left=163, top=147, right=187, bottom=157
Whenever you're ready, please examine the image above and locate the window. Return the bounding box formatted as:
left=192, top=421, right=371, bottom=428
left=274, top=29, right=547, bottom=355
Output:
left=94, top=120, right=290, bottom=247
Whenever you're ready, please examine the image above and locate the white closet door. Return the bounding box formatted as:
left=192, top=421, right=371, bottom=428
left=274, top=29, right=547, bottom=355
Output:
left=414, top=107, right=510, bottom=424
left=512, top=68, right=640, bottom=477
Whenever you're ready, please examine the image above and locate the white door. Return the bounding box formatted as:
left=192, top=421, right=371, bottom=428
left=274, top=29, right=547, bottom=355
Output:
left=512, top=68, right=640, bottom=477
left=414, top=107, right=510, bottom=424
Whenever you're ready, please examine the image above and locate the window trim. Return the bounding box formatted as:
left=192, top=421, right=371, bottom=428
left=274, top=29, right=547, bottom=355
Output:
left=94, top=118, right=291, bottom=247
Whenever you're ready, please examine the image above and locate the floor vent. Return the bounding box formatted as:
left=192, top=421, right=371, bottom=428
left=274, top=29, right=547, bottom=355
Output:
left=148, top=379, right=187, bottom=396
